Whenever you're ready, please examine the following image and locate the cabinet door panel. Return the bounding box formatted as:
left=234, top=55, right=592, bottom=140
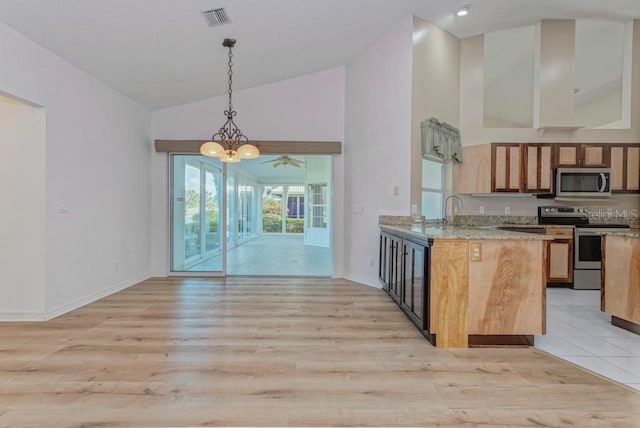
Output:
left=627, top=147, right=639, bottom=191
left=492, top=143, right=521, bottom=192
left=494, top=146, right=507, bottom=189
left=527, top=146, right=538, bottom=188
left=548, top=241, right=572, bottom=282
left=524, top=144, right=553, bottom=193
left=508, top=146, right=522, bottom=190
left=610, top=147, right=625, bottom=191
left=540, top=146, right=553, bottom=191
left=582, top=145, right=606, bottom=167
left=402, top=242, right=413, bottom=308
left=558, top=146, right=579, bottom=166
left=412, top=245, right=424, bottom=323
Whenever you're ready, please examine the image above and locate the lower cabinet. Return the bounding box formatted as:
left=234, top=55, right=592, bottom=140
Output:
left=379, top=232, right=402, bottom=302
left=379, top=232, right=434, bottom=344
left=545, top=227, right=574, bottom=284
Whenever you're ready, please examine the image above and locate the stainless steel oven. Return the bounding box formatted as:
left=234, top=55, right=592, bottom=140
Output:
left=573, top=225, right=630, bottom=289
left=538, top=206, right=630, bottom=290
left=556, top=168, right=611, bottom=198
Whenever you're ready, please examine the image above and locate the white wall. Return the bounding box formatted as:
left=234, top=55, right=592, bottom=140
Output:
left=411, top=16, right=461, bottom=211
left=150, top=67, right=346, bottom=277
left=460, top=20, right=640, bottom=146
left=344, top=17, right=414, bottom=287
left=0, top=22, right=151, bottom=320
left=0, top=96, right=46, bottom=317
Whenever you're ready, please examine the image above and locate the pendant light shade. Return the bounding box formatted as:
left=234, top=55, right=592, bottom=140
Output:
left=200, top=141, right=225, bottom=157
left=237, top=143, right=260, bottom=159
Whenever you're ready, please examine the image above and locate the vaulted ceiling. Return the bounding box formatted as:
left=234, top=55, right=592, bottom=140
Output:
left=0, top=0, right=638, bottom=110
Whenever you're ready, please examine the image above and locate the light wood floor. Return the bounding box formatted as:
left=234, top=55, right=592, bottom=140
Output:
left=0, top=278, right=638, bottom=427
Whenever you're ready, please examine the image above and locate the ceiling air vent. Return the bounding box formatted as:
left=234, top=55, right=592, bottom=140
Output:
left=201, top=8, right=231, bottom=27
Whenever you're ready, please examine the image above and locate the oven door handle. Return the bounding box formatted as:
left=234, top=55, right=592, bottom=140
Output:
left=598, top=173, right=607, bottom=193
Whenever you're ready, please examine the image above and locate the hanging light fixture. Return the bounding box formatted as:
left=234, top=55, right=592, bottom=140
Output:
left=200, top=38, right=259, bottom=162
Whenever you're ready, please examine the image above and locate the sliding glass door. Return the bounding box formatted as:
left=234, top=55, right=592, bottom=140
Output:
left=171, top=155, right=223, bottom=273
left=169, top=154, right=332, bottom=276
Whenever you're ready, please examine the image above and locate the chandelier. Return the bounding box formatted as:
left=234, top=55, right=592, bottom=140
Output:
left=200, top=38, right=259, bottom=163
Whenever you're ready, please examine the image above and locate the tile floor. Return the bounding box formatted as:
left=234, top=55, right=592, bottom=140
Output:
left=189, top=234, right=333, bottom=276
left=535, top=288, right=640, bottom=391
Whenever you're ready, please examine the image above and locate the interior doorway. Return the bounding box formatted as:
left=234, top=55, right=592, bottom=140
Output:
left=169, top=154, right=332, bottom=276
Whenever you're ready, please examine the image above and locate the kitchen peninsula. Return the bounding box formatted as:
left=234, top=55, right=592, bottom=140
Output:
left=379, top=223, right=553, bottom=348
left=602, top=231, right=640, bottom=334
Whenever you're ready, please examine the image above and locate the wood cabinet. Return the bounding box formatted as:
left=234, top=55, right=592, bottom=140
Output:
left=523, top=144, right=554, bottom=193
left=456, top=142, right=639, bottom=195
left=466, top=240, right=546, bottom=336
left=455, top=144, right=491, bottom=194
left=379, top=232, right=402, bottom=303
left=555, top=143, right=609, bottom=167
left=401, top=240, right=428, bottom=330
left=492, top=143, right=523, bottom=192
left=545, top=227, right=573, bottom=283
left=492, top=143, right=554, bottom=193
left=610, top=144, right=640, bottom=192
left=379, top=232, right=433, bottom=342
left=381, top=228, right=547, bottom=348
left=602, top=235, right=640, bottom=327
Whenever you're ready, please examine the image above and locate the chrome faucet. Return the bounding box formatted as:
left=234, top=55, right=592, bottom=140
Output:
left=443, top=195, right=464, bottom=225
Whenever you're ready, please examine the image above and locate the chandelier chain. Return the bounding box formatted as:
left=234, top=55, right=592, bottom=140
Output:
left=227, top=45, right=233, bottom=113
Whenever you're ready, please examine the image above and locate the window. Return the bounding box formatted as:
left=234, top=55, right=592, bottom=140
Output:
left=421, top=159, right=444, bottom=220
left=308, top=183, right=327, bottom=228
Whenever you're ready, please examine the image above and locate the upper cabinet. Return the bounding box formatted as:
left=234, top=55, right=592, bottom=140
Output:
left=492, top=143, right=553, bottom=193
left=555, top=144, right=610, bottom=168
left=455, top=144, right=492, bottom=194
left=523, top=144, right=554, bottom=193
left=610, top=144, right=640, bottom=192
left=492, top=144, right=522, bottom=192
left=456, top=142, right=640, bottom=195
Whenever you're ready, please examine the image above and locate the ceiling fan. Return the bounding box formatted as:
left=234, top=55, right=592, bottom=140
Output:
left=261, top=155, right=305, bottom=168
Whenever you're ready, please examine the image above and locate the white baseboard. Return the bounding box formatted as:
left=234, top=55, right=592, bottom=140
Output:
left=0, top=311, right=48, bottom=322
left=0, top=273, right=150, bottom=322
left=344, top=274, right=382, bottom=289
left=45, top=273, right=151, bottom=320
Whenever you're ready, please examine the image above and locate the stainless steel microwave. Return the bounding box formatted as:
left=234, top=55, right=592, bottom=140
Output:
left=555, top=168, right=611, bottom=198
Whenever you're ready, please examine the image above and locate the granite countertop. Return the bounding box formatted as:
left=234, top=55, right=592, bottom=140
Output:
left=380, top=225, right=554, bottom=241
left=498, top=224, right=574, bottom=229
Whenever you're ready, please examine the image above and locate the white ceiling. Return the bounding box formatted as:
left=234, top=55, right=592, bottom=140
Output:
left=0, top=0, right=638, bottom=109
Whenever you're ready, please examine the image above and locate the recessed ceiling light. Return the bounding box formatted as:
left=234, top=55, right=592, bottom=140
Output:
left=456, top=5, right=470, bottom=17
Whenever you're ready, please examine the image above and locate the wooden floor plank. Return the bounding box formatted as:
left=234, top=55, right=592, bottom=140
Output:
left=0, top=277, right=638, bottom=427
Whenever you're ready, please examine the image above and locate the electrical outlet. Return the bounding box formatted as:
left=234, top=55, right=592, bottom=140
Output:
left=369, top=256, right=375, bottom=266
left=114, top=259, right=120, bottom=270
left=479, top=206, right=485, bottom=214
left=504, top=206, right=511, bottom=214
left=470, top=243, right=482, bottom=262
